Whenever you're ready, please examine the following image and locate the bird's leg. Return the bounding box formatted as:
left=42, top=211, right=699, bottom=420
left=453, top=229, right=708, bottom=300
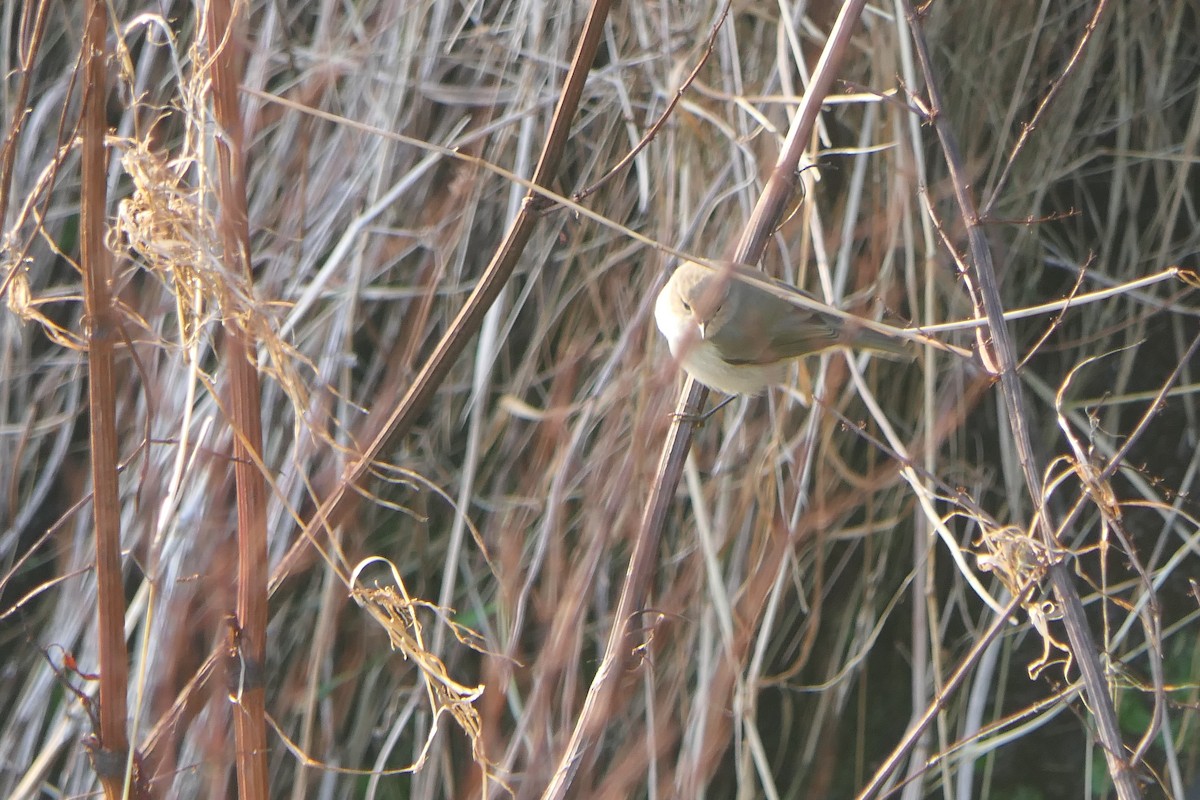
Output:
left=671, top=393, right=736, bottom=426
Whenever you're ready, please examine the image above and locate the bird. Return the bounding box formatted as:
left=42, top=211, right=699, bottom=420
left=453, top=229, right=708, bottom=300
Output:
left=654, top=260, right=915, bottom=395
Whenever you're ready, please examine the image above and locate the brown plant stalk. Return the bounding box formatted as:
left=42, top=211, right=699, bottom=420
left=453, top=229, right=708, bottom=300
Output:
left=80, top=0, right=134, bottom=797
left=203, top=0, right=271, bottom=797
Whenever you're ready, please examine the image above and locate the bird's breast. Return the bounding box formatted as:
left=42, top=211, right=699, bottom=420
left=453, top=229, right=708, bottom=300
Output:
left=678, top=342, right=787, bottom=395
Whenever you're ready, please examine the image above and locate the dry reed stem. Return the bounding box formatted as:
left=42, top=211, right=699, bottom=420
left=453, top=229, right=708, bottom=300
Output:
left=201, top=0, right=271, bottom=796
left=79, top=1, right=135, bottom=796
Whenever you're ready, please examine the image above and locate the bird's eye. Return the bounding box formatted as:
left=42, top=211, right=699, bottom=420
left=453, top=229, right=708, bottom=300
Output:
left=681, top=300, right=692, bottom=312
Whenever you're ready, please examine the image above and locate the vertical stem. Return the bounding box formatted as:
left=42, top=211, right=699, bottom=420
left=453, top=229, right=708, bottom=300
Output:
left=900, top=3, right=1138, bottom=798
left=204, top=1, right=270, bottom=797
left=81, top=0, right=131, bottom=796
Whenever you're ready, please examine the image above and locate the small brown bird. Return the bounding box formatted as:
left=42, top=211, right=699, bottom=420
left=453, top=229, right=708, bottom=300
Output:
left=654, top=260, right=913, bottom=395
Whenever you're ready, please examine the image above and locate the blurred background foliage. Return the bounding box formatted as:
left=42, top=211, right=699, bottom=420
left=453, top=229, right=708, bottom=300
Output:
left=1, top=0, right=1198, bottom=797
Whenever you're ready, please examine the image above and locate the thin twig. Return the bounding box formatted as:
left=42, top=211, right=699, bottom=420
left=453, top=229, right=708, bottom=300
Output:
left=572, top=1, right=731, bottom=203
left=980, top=0, right=1111, bottom=217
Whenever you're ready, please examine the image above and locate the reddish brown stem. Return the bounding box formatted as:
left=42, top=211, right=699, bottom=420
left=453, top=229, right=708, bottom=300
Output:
left=81, top=1, right=132, bottom=797
left=204, top=1, right=271, bottom=798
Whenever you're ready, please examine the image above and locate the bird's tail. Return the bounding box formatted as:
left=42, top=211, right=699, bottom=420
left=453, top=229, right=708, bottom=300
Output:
left=839, top=322, right=919, bottom=361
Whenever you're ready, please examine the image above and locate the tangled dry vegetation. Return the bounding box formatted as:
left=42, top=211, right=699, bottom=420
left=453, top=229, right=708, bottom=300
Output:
left=1, top=0, right=1198, bottom=798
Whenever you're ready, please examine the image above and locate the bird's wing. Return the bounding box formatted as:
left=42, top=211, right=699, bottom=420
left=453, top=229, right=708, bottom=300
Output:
left=761, top=308, right=841, bottom=360
left=708, top=284, right=835, bottom=365
left=707, top=266, right=913, bottom=362
left=736, top=269, right=912, bottom=360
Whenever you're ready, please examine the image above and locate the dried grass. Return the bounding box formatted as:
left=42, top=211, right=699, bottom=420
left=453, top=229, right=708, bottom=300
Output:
left=1, top=0, right=1198, bottom=798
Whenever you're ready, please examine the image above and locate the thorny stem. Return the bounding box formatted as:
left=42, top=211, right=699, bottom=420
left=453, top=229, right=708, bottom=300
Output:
left=900, top=2, right=1139, bottom=798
